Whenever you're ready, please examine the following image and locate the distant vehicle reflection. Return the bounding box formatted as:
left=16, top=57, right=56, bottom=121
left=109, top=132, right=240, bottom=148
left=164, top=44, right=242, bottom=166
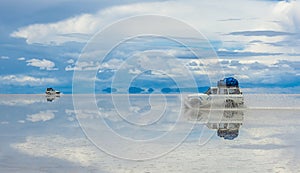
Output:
left=184, top=108, right=244, bottom=140
left=45, top=94, right=60, bottom=102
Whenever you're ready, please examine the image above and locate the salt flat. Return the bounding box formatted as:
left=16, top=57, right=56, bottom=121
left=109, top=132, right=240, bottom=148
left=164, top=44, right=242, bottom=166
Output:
left=0, top=94, right=299, bottom=172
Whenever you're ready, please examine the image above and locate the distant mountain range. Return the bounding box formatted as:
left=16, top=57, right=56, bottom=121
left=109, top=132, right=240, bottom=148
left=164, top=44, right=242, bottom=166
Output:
left=100, top=86, right=210, bottom=94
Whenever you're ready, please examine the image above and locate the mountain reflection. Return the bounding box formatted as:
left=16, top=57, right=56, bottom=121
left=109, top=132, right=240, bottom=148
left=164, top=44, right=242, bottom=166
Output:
left=184, top=108, right=244, bottom=140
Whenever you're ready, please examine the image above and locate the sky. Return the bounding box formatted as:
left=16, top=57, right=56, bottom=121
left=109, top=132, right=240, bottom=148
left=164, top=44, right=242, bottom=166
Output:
left=0, top=0, right=299, bottom=94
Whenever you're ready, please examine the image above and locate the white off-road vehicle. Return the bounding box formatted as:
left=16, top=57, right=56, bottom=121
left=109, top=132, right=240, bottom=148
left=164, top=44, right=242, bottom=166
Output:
left=185, top=77, right=244, bottom=108
left=45, top=88, right=60, bottom=95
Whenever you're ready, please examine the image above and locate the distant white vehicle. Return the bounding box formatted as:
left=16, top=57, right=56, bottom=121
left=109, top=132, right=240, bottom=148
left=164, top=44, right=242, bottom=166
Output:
left=45, top=88, right=60, bottom=95
left=185, top=77, right=244, bottom=108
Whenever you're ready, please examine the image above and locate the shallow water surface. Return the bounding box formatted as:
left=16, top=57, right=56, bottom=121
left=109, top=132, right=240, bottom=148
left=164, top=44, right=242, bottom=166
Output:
left=0, top=94, right=299, bottom=172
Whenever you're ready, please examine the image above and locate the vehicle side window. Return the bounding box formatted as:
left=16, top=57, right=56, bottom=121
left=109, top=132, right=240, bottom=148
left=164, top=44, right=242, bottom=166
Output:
left=212, top=88, right=217, bottom=94
left=220, top=89, right=228, bottom=94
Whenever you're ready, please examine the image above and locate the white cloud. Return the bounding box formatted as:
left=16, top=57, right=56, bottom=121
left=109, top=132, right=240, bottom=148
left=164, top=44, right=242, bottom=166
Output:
left=98, top=49, right=196, bottom=84
left=7, top=0, right=300, bottom=92
left=65, top=61, right=100, bottom=71
left=0, top=75, right=58, bottom=86
left=64, top=59, right=76, bottom=71
left=228, top=1, right=300, bottom=54
left=10, top=0, right=291, bottom=46
left=67, top=59, right=74, bottom=64
left=217, top=58, right=299, bottom=87
left=0, top=56, right=10, bottom=60
left=26, top=58, right=57, bottom=70
left=26, top=110, right=57, bottom=122
left=65, top=65, right=77, bottom=71
left=17, top=57, right=25, bottom=61
left=9, top=0, right=300, bottom=62
left=272, top=1, right=300, bottom=33
left=11, top=13, right=100, bottom=45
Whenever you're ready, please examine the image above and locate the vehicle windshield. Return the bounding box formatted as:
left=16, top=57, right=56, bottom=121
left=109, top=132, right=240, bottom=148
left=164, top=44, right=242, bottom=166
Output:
left=228, top=88, right=240, bottom=94
left=205, top=88, right=217, bottom=95
left=204, top=88, right=211, bottom=94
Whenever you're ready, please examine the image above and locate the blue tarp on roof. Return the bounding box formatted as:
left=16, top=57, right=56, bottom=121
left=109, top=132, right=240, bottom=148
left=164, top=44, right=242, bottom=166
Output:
left=225, top=77, right=239, bottom=87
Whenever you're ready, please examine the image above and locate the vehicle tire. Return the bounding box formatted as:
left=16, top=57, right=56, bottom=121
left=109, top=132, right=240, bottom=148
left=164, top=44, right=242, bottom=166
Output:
left=225, top=100, right=235, bottom=108
left=190, top=98, right=201, bottom=107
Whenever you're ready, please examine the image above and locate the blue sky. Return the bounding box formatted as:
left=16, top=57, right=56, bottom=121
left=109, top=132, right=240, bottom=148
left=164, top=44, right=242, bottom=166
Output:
left=0, top=0, right=299, bottom=94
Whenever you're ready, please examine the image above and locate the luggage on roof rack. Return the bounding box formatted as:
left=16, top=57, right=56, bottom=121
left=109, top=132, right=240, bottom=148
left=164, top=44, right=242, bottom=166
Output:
left=217, top=77, right=239, bottom=87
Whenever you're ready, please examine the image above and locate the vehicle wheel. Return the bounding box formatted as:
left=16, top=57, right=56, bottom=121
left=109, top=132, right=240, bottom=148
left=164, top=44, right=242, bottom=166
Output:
left=190, top=98, right=201, bottom=107
left=225, top=100, right=235, bottom=108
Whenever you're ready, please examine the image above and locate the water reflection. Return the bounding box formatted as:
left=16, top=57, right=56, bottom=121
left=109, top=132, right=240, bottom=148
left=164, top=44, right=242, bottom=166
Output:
left=90, top=94, right=192, bottom=160
left=1, top=95, right=300, bottom=172
left=184, top=108, right=244, bottom=140
left=45, top=94, right=60, bottom=102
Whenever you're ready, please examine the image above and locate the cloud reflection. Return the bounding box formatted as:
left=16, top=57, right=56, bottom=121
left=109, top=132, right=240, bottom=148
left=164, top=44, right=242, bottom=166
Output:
left=1, top=94, right=299, bottom=172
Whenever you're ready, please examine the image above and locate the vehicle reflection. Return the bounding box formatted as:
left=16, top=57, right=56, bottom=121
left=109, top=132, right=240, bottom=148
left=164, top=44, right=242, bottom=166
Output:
left=184, top=108, right=244, bottom=140
left=45, top=94, right=60, bottom=102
